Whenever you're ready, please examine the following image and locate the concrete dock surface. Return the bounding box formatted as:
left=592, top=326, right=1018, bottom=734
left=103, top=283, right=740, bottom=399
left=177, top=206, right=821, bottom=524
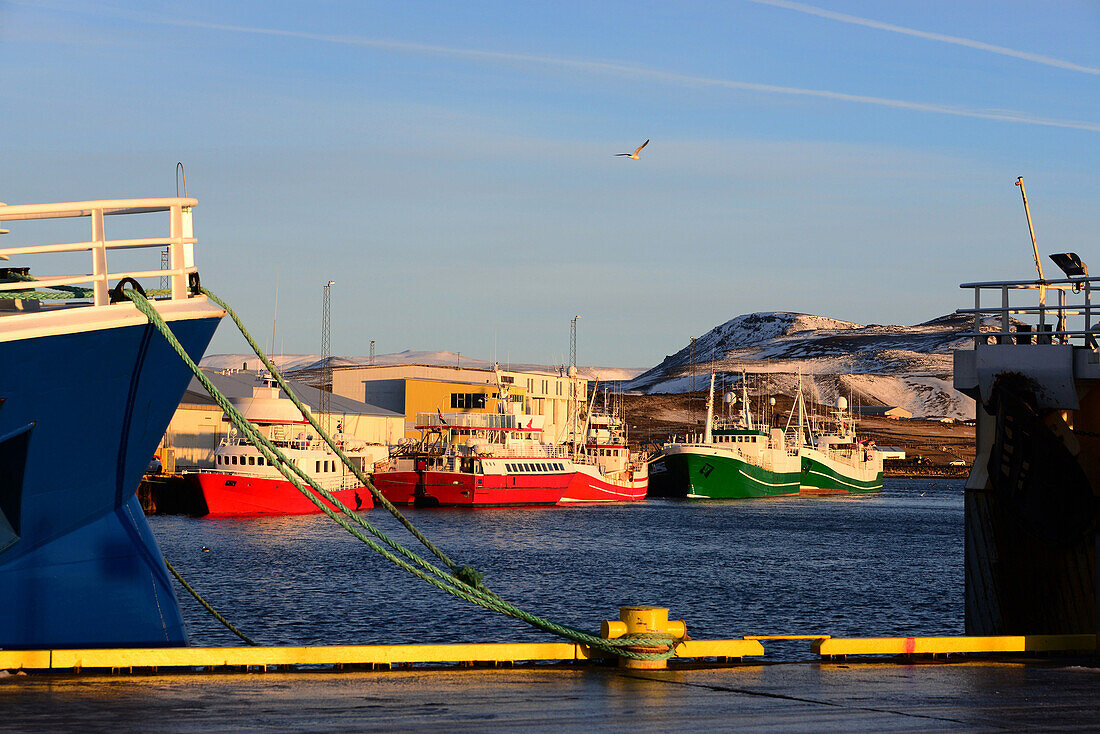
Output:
left=4, top=658, right=1099, bottom=732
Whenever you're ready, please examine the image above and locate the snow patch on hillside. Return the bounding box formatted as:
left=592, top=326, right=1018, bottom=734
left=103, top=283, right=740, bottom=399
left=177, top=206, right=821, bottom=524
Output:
left=626, top=311, right=978, bottom=419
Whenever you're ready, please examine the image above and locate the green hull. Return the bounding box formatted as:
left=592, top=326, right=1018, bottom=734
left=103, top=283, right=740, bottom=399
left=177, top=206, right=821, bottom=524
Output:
left=800, top=454, right=883, bottom=494
left=661, top=450, right=801, bottom=499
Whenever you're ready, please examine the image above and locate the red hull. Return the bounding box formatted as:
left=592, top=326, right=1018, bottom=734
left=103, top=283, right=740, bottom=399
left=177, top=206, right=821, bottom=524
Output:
left=559, top=469, right=648, bottom=504
left=373, top=470, right=572, bottom=507
left=193, top=472, right=373, bottom=517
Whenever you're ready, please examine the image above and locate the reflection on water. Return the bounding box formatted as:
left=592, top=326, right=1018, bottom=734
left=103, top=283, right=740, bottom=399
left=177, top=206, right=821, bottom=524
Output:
left=151, top=478, right=963, bottom=656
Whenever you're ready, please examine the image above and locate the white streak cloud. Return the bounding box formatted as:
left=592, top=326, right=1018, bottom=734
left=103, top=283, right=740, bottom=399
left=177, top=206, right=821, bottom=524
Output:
left=745, top=0, right=1100, bottom=75
left=154, top=18, right=1100, bottom=134
left=16, top=4, right=1100, bottom=134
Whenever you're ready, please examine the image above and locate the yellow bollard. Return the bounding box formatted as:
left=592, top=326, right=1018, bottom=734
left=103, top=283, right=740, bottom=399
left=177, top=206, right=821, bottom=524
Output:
left=600, top=606, right=686, bottom=669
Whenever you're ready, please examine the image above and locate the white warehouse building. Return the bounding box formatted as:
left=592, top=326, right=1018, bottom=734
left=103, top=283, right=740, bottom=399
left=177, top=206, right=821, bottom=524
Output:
left=158, top=369, right=405, bottom=473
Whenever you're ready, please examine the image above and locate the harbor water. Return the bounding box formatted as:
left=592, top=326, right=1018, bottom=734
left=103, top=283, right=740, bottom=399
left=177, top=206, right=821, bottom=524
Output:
left=152, top=477, right=963, bottom=657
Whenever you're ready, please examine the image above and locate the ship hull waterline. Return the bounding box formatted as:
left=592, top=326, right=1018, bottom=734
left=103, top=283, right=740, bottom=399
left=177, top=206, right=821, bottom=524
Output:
left=192, top=472, right=373, bottom=517
left=373, top=470, right=573, bottom=507
left=559, top=466, right=648, bottom=504
left=799, top=452, right=883, bottom=495
left=658, top=451, right=801, bottom=499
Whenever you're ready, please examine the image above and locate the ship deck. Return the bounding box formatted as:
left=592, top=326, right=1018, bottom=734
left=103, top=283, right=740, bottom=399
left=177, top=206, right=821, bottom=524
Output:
left=4, top=657, right=1097, bottom=731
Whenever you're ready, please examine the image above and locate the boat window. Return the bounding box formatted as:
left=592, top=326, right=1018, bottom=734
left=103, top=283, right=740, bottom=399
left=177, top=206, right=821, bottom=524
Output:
left=248, top=456, right=255, bottom=465
left=316, top=461, right=321, bottom=473
left=258, top=457, right=264, bottom=466
left=231, top=455, right=238, bottom=465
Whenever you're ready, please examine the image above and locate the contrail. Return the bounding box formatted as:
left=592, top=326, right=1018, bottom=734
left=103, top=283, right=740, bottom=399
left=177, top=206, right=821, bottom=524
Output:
left=20, top=5, right=1100, bottom=134
left=150, top=18, right=1100, bottom=133
left=745, top=0, right=1100, bottom=75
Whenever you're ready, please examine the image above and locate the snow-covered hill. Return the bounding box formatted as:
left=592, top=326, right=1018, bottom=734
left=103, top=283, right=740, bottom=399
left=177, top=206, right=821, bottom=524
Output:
left=626, top=312, right=979, bottom=419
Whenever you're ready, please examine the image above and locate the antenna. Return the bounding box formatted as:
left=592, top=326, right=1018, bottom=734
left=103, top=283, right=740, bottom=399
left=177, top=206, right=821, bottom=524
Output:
left=689, top=336, right=697, bottom=401
left=369, top=340, right=375, bottom=366
left=570, top=316, right=581, bottom=455
left=321, top=280, right=335, bottom=432
left=270, top=265, right=279, bottom=358
left=167, top=163, right=186, bottom=291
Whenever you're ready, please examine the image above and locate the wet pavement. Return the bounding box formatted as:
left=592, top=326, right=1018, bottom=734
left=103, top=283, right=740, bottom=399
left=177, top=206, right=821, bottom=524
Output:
left=4, top=658, right=1099, bottom=732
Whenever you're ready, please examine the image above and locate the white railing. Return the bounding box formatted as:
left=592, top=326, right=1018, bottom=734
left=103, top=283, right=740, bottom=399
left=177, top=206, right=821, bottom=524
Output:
left=0, top=198, right=200, bottom=307
left=465, top=443, right=573, bottom=459
left=416, top=412, right=540, bottom=430
left=957, top=276, right=1100, bottom=349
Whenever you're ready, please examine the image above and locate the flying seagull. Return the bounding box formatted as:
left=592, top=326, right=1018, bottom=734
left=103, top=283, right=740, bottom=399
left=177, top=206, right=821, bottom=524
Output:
left=615, top=139, right=649, bottom=159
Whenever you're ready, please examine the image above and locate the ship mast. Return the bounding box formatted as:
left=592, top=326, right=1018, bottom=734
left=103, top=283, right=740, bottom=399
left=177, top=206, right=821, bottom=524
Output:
left=570, top=315, right=580, bottom=460
left=703, top=372, right=716, bottom=444
left=740, top=371, right=754, bottom=431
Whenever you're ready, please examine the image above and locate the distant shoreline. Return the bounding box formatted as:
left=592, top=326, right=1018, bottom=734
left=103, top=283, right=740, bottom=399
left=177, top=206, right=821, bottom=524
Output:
left=885, top=466, right=970, bottom=479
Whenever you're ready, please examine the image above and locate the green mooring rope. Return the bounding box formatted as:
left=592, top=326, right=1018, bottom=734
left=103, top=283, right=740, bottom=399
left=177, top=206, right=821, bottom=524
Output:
left=123, top=287, right=680, bottom=661
left=164, top=557, right=257, bottom=646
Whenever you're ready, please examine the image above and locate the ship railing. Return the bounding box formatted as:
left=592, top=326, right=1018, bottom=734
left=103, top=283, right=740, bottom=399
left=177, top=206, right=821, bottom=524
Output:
left=0, top=198, right=200, bottom=307
left=415, top=412, right=539, bottom=431
left=456, top=443, right=573, bottom=459
left=958, top=276, right=1100, bottom=349
left=221, top=436, right=320, bottom=451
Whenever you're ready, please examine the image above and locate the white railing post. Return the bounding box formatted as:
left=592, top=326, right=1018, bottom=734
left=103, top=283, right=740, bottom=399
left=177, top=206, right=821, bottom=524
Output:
left=974, top=287, right=981, bottom=347
left=90, top=207, right=108, bottom=306
left=1087, top=280, right=1094, bottom=347
left=169, top=204, right=190, bottom=300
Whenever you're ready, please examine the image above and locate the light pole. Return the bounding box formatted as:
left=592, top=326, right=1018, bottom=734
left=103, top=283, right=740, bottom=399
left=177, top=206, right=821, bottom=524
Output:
left=321, top=280, right=335, bottom=433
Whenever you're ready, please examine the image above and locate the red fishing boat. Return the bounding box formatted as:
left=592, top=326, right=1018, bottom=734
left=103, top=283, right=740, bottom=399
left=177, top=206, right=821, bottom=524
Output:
left=372, top=409, right=577, bottom=507
left=559, top=392, right=648, bottom=503
left=190, top=377, right=387, bottom=517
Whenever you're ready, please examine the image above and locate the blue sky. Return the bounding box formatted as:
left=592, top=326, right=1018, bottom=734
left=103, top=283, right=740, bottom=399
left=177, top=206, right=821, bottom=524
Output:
left=3, top=1, right=1098, bottom=367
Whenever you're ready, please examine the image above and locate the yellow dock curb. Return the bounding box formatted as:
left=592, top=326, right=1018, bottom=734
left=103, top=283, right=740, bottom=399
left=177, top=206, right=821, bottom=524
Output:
left=813, top=634, right=1097, bottom=657
left=0, top=638, right=766, bottom=673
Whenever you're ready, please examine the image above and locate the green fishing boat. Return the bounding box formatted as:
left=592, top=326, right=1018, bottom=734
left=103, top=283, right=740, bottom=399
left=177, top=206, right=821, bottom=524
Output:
left=654, top=374, right=801, bottom=499
left=787, top=376, right=883, bottom=495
